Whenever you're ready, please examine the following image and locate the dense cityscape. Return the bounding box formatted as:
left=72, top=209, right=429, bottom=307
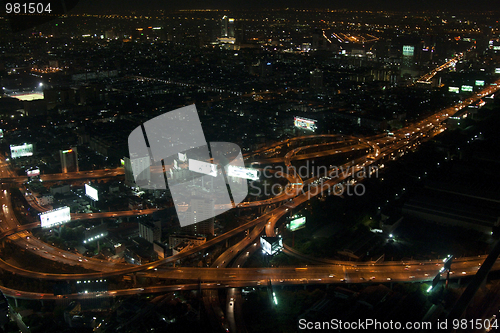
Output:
left=0, top=1, right=499, bottom=332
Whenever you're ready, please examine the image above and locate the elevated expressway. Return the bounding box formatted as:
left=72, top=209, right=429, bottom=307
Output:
left=0, top=168, right=124, bottom=184
left=415, top=47, right=473, bottom=85
left=0, top=78, right=499, bottom=299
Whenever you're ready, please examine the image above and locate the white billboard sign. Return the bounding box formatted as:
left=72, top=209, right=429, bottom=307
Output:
left=261, top=237, right=272, bottom=255
left=10, top=143, right=33, bottom=159
left=27, top=169, right=40, bottom=177
left=402, top=45, right=414, bottom=56
left=85, top=184, right=99, bottom=201
left=294, top=117, right=317, bottom=131
left=188, top=159, right=218, bottom=177
left=260, top=236, right=283, bottom=255
left=40, top=207, right=71, bottom=228
left=289, top=216, right=306, bottom=231
left=227, top=165, right=259, bottom=180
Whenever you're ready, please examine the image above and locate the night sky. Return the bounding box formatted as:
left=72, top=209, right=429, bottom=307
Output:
left=71, top=0, right=500, bottom=13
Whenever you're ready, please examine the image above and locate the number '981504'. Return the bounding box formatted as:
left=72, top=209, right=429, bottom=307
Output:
left=5, top=3, right=52, bottom=14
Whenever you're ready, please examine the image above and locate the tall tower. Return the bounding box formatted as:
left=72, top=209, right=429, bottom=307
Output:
left=181, top=198, right=215, bottom=236
left=401, top=45, right=417, bottom=78
left=312, top=29, right=322, bottom=50
left=124, top=154, right=151, bottom=188
left=310, top=69, right=323, bottom=90
left=221, top=16, right=235, bottom=38
left=60, top=147, right=79, bottom=173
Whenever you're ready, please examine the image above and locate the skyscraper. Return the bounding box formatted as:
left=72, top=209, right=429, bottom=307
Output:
left=221, top=16, right=235, bottom=38
left=310, top=69, right=323, bottom=90
left=139, top=220, right=161, bottom=243
left=401, top=45, right=418, bottom=78
left=181, top=198, right=215, bottom=236
left=60, top=147, right=78, bottom=173
left=124, top=154, right=151, bottom=188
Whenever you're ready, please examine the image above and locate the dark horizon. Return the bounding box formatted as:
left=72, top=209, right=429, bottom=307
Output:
left=71, top=0, right=500, bottom=14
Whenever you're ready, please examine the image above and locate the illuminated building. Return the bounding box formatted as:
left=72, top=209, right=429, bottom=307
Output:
left=181, top=198, right=215, bottom=236
left=60, top=147, right=79, bottom=173
left=124, top=154, right=151, bottom=188
left=221, top=16, right=235, bottom=38
left=310, top=69, right=323, bottom=90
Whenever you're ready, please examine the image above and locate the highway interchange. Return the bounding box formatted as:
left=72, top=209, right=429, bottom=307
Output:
left=0, top=71, right=499, bottom=330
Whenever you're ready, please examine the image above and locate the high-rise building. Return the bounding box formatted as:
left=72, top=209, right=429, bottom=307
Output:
left=310, top=69, right=323, bottom=90
left=153, top=219, right=161, bottom=243
left=402, top=45, right=415, bottom=57
left=260, top=61, right=273, bottom=77
left=181, top=198, right=215, bottom=236
left=124, top=154, right=151, bottom=188
left=138, top=220, right=161, bottom=244
left=139, top=221, right=152, bottom=243
left=60, top=147, right=78, bottom=173
left=312, top=29, right=322, bottom=50
left=221, top=16, right=235, bottom=38
left=401, top=45, right=418, bottom=78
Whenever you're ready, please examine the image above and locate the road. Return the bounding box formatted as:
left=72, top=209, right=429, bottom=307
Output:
left=0, top=74, right=498, bottom=300
left=0, top=168, right=124, bottom=184
left=0, top=190, right=131, bottom=272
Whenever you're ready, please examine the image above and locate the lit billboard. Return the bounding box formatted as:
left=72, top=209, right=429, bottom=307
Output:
left=0, top=129, right=3, bottom=138
left=448, top=87, right=460, bottom=93
left=227, top=165, right=259, bottom=180
left=260, top=236, right=283, bottom=255
left=475, top=80, right=485, bottom=87
left=85, top=184, right=99, bottom=201
left=27, top=169, right=40, bottom=177
left=10, top=143, right=33, bottom=159
left=496, top=68, right=500, bottom=74
left=461, top=85, right=473, bottom=92
left=294, top=117, right=317, bottom=132
left=188, top=159, right=218, bottom=177
left=402, top=45, right=414, bottom=56
left=289, top=216, right=306, bottom=231
left=40, top=207, right=71, bottom=228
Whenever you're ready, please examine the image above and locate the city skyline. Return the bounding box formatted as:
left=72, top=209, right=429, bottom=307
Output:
left=69, top=0, right=500, bottom=12
left=0, top=4, right=499, bottom=332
